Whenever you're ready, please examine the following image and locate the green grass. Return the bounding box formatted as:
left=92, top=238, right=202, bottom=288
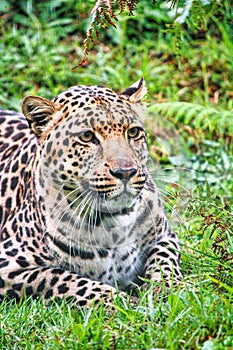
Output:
left=0, top=1, right=233, bottom=349
left=1, top=286, right=233, bottom=349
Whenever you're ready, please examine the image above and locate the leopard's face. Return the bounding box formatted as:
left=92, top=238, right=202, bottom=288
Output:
left=22, top=80, right=148, bottom=219
left=39, top=95, right=148, bottom=215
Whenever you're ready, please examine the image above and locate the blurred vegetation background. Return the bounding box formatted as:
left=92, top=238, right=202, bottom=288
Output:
left=0, top=1, right=232, bottom=107
left=0, top=1, right=233, bottom=348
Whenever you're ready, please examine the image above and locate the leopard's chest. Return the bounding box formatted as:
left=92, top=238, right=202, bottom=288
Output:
left=46, top=208, right=151, bottom=291
left=56, top=241, right=146, bottom=291
left=94, top=243, right=145, bottom=290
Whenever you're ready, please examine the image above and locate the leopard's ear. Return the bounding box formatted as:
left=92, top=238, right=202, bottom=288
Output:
left=120, top=77, right=147, bottom=103
left=22, top=96, right=59, bottom=136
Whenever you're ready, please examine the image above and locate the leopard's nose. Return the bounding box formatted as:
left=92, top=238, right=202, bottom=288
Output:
left=110, top=167, right=137, bottom=181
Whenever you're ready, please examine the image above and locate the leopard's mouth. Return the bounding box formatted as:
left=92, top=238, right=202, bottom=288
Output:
left=63, top=179, right=140, bottom=214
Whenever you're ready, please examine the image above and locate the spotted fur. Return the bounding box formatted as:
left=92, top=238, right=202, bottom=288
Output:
left=0, top=79, right=182, bottom=307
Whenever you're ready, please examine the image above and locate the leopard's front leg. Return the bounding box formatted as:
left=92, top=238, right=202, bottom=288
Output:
left=0, top=261, right=120, bottom=307
left=143, top=231, right=183, bottom=290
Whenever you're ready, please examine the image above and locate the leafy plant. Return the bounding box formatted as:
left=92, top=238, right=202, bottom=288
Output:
left=76, top=0, right=227, bottom=64
left=150, top=102, right=233, bottom=138
left=179, top=183, right=233, bottom=289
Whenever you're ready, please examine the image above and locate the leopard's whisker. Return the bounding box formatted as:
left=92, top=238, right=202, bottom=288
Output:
left=48, top=189, right=93, bottom=265
left=87, top=196, right=101, bottom=250
left=70, top=191, right=94, bottom=249
left=91, top=195, right=99, bottom=246
left=50, top=187, right=90, bottom=251
left=51, top=188, right=88, bottom=228
left=49, top=182, right=84, bottom=217
left=87, top=196, right=99, bottom=248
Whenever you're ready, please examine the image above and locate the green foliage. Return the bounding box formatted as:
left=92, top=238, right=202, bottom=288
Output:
left=178, top=183, right=233, bottom=286
left=75, top=0, right=232, bottom=63
left=150, top=102, right=233, bottom=137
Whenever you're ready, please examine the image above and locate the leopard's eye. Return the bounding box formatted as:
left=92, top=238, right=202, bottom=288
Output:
left=127, top=127, right=142, bottom=140
left=79, top=131, right=95, bottom=143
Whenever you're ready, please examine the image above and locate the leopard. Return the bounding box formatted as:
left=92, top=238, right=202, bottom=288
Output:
left=0, top=78, right=182, bottom=307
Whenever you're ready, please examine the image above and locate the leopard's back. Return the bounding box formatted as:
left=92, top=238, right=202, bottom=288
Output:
left=0, top=110, right=36, bottom=228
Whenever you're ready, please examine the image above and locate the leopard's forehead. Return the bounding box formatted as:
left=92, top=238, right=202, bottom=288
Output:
left=52, top=85, right=141, bottom=128
left=53, top=85, right=125, bottom=106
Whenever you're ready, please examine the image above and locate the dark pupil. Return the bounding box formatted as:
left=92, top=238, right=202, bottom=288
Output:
left=131, top=128, right=138, bottom=136
left=84, top=132, right=92, bottom=139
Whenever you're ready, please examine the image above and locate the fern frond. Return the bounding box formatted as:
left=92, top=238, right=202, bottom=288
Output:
left=150, top=102, right=233, bottom=137
left=116, top=0, right=127, bottom=12
left=182, top=184, right=233, bottom=289
left=209, top=276, right=233, bottom=293
left=91, top=0, right=114, bottom=16
left=127, top=0, right=140, bottom=15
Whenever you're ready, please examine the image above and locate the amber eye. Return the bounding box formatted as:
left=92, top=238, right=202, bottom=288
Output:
left=79, top=131, right=95, bottom=143
left=127, top=127, right=142, bottom=140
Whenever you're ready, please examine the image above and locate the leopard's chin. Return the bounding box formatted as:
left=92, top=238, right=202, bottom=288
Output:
left=99, top=192, right=138, bottom=214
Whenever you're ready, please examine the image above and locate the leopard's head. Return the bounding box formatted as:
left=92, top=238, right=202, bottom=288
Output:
left=22, top=79, right=149, bottom=215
